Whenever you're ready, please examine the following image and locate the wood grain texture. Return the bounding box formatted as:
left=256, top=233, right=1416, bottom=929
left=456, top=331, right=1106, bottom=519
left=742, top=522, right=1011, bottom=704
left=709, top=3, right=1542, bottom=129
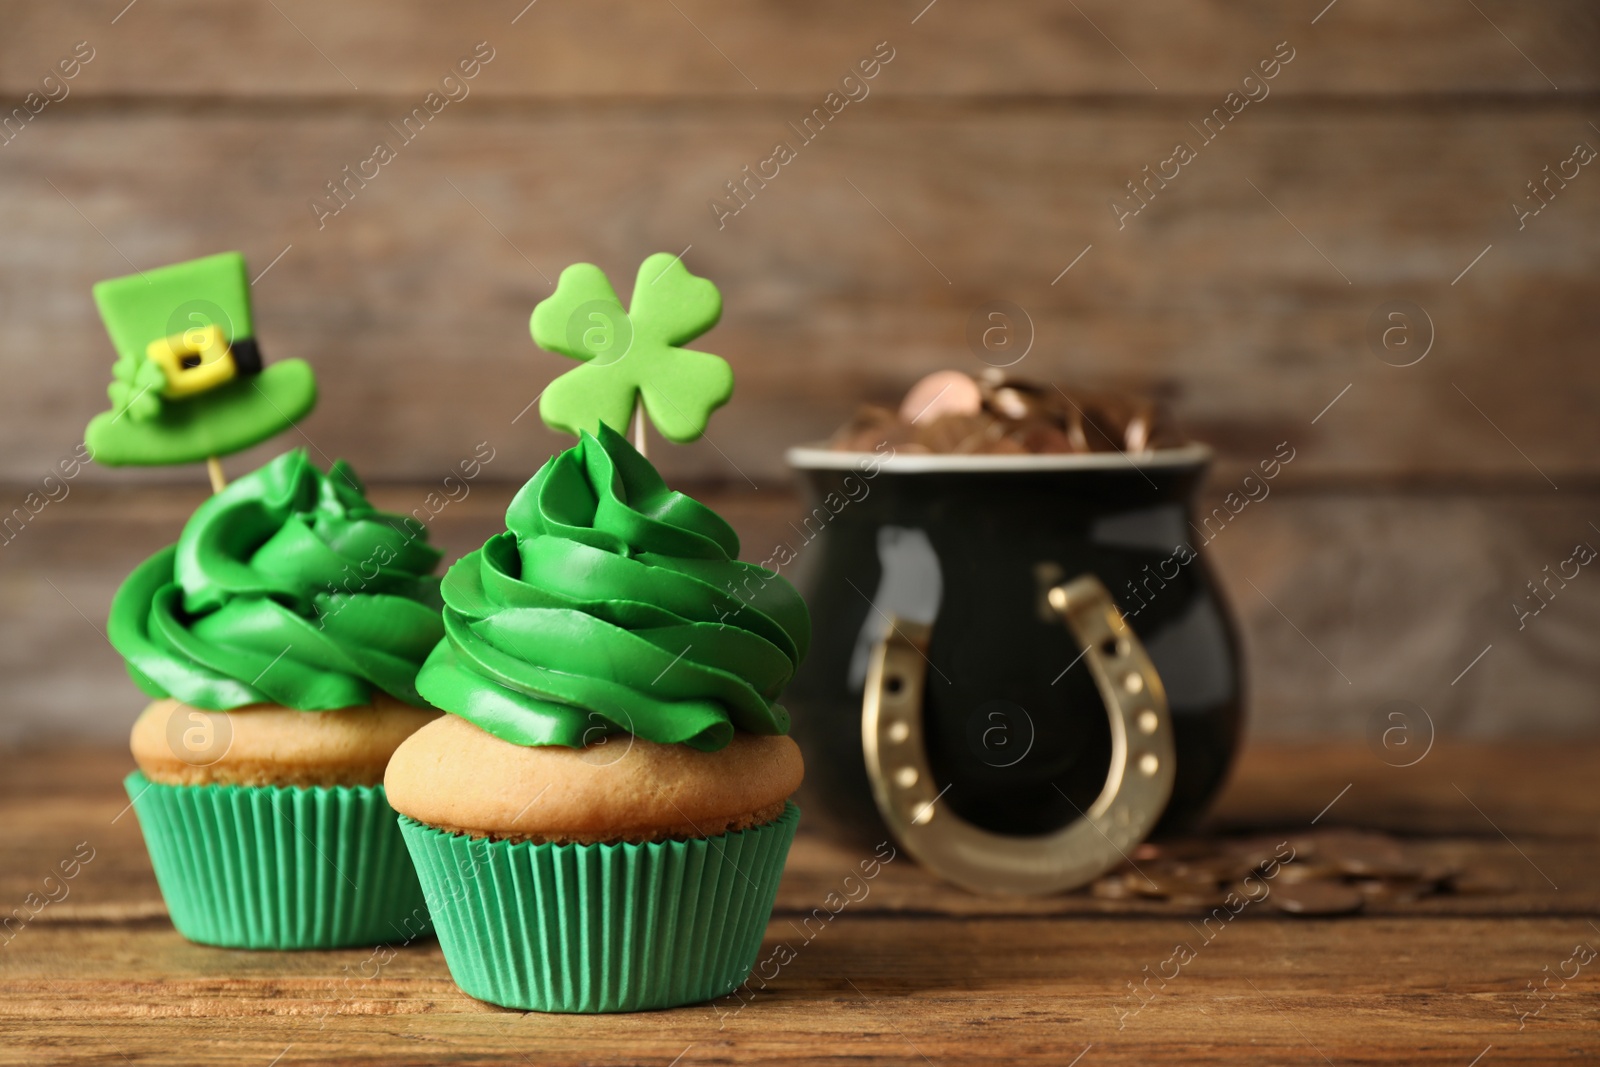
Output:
left=0, top=743, right=1595, bottom=1065
left=5, top=104, right=1598, bottom=487
left=1, top=0, right=1595, bottom=98
left=3, top=919, right=1597, bottom=1065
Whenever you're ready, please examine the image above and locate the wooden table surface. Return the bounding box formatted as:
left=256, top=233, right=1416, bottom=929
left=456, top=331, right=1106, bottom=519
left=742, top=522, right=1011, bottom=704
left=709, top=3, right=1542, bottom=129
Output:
left=2, top=741, right=1596, bottom=1065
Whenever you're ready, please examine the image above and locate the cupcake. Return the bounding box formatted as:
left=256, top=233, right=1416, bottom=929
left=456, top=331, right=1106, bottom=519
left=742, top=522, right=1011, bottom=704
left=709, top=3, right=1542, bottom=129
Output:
left=111, top=449, right=446, bottom=949
left=387, top=424, right=809, bottom=1012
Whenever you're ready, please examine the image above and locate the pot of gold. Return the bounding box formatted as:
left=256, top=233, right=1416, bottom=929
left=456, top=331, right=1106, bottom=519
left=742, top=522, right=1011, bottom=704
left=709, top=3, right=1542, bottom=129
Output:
left=784, top=371, right=1244, bottom=896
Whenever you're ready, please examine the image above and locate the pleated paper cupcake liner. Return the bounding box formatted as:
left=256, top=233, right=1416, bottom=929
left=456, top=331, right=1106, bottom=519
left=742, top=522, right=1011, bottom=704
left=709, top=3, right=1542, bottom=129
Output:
left=126, top=771, right=431, bottom=950
left=399, top=802, right=800, bottom=1013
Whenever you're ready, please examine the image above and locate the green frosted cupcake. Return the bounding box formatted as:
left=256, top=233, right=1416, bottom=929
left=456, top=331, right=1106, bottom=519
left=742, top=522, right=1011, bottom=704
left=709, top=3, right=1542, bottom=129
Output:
left=386, top=425, right=810, bottom=1012
left=113, top=449, right=446, bottom=949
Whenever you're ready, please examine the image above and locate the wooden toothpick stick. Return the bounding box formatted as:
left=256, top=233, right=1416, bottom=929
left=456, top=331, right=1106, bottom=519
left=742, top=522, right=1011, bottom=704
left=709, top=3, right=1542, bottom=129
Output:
left=630, top=400, right=647, bottom=458
left=206, top=456, right=227, bottom=494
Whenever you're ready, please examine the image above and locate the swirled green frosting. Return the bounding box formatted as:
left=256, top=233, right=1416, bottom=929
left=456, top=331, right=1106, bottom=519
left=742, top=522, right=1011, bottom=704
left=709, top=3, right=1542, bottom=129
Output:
left=108, top=450, right=445, bottom=709
left=416, top=424, right=810, bottom=751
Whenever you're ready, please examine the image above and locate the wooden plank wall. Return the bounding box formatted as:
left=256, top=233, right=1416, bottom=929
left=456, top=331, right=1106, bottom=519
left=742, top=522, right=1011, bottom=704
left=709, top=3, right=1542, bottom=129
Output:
left=1, top=1, right=1597, bottom=740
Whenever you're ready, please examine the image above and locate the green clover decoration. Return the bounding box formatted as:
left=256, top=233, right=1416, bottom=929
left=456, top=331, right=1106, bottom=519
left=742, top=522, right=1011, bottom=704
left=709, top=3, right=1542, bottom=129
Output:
left=531, top=253, right=733, bottom=444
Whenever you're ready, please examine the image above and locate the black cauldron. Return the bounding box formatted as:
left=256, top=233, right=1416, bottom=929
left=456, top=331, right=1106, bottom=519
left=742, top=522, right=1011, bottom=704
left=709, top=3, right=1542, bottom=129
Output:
left=783, top=443, right=1243, bottom=893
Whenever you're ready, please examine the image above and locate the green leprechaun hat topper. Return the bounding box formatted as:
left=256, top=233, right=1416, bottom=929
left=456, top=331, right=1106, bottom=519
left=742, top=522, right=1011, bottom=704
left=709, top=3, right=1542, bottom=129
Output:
left=85, top=251, right=316, bottom=470
left=532, top=252, right=732, bottom=446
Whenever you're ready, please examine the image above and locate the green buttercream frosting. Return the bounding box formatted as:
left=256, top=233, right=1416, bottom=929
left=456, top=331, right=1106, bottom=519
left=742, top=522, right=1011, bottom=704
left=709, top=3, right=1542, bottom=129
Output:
left=108, top=450, right=445, bottom=710
left=415, top=424, right=810, bottom=752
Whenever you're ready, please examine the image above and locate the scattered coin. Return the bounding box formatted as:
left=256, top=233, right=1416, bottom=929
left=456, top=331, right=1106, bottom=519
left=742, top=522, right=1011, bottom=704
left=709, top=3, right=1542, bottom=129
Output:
left=826, top=404, right=906, bottom=452
left=1271, top=881, right=1367, bottom=916
left=1018, top=422, right=1077, bottom=453
left=1124, top=870, right=1173, bottom=898
left=916, top=413, right=990, bottom=453
left=1132, top=839, right=1222, bottom=864
left=832, top=371, right=1184, bottom=456
left=1092, top=876, right=1135, bottom=900
left=990, top=387, right=1032, bottom=421
left=1082, top=828, right=1504, bottom=914
left=1273, top=860, right=1341, bottom=884
left=1315, top=830, right=1412, bottom=877
left=1125, top=409, right=1151, bottom=452
left=899, top=371, right=982, bottom=425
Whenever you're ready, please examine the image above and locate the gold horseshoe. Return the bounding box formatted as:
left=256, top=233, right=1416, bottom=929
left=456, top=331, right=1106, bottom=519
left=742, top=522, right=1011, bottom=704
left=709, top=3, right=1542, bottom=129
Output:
left=861, top=574, right=1176, bottom=896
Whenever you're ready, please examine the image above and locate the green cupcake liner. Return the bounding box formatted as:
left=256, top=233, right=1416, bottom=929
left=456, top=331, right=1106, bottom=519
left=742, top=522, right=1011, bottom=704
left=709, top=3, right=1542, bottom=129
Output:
left=399, top=802, right=800, bottom=1013
left=126, top=771, right=431, bottom=950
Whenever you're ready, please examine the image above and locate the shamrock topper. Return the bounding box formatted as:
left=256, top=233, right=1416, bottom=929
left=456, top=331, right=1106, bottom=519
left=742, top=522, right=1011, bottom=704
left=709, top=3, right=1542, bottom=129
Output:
left=531, top=253, right=733, bottom=444
left=85, top=251, right=316, bottom=471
